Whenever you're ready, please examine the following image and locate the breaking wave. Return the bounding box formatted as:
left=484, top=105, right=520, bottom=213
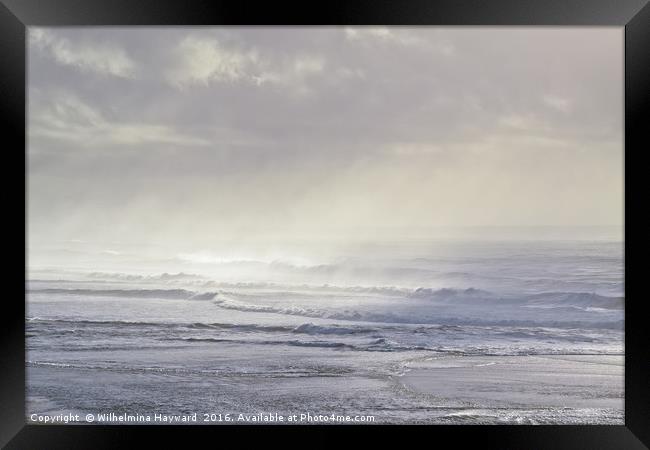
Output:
left=211, top=291, right=623, bottom=328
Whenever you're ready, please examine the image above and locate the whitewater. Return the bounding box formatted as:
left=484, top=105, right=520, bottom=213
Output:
left=26, top=239, right=624, bottom=424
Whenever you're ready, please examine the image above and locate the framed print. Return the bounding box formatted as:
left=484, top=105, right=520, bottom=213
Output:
left=1, top=0, right=648, bottom=448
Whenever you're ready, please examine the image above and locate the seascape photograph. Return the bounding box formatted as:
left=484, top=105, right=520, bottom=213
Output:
left=26, top=27, right=624, bottom=425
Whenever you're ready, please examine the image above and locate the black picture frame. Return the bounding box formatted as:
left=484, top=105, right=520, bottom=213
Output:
left=2, top=0, right=648, bottom=448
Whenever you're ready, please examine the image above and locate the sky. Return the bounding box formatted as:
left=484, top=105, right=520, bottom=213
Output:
left=27, top=27, right=623, bottom=256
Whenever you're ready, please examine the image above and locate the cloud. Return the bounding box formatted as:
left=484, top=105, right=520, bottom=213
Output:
left=29, top=29, right=136, bottom=78
left=344, top=27, right=417, bottom=45
left=166, top=35, right=332, bottom=94
left=253, top=56, right=326, bottom=95
left=344, top=27, right=454, bottom=54
left=165, top=35, right=260, bottom=87
left=30, top=91, right=209, bottom=147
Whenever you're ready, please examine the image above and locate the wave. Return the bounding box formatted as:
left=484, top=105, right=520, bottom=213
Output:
left=27, top=280, right=622, bottom=311
left=85, top=272, right=206, bottom=281
left=188, top=322, right=378, bottom=336
left=163, top=336, right=438, bottom=352
left=211, top=295, right=623, bottom=329
left=28, top=288, right=218, bottom=300
left=408, top=288, right=623, bottom=309
left=26, top=317, right=380, bottom=337
left=187, top=322, right=375, bottom=335
left=39, top=332, right=619, bottom=354
left=26, top=360, right=355, bottom=377
left=409, top=287, right=493, bottom=300
left=28, top=285, right=623, bottom=330
left=26, top=317, right=621, bottom=340
left=292, top=323, right=378, bottom=335
left=163, top=337, right=359, bottom=350
left=524, top=292, right=623, bottom=310
left=27, top=317, right=182, bottom=328
left=27, top=317, right=622, bottom=354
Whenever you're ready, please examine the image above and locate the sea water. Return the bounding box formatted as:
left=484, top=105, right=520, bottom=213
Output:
left=26, top=237, right=624, bottom=424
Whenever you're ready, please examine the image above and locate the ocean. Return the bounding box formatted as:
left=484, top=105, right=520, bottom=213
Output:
left=26, top=237, right=624, bottom=424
